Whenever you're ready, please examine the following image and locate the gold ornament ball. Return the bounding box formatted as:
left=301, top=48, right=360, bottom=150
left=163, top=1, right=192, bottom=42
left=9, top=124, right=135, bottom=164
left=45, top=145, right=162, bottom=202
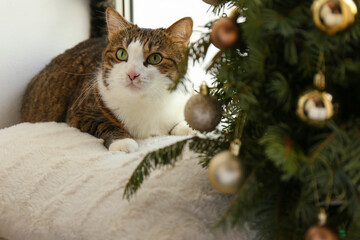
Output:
left=202, top=0, right=227, bottom=6
left=297, top=90, right=334, bottom=126
left=305, top=226, right=339, bottom=240
left=210, top=17, right=239, bottom=49
left=312, top=0, right=358, bottom=35
left=208, top=150, right=243, bottom=194
left=184, top=94, right=222, bottom=132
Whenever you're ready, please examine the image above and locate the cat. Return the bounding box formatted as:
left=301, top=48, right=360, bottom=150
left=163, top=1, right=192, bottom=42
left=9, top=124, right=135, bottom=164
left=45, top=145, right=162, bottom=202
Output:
left=21, top=8, right=194, bottom=153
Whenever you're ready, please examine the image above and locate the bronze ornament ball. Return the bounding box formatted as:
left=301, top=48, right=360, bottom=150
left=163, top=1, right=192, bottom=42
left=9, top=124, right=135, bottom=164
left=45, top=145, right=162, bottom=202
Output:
left=184, top=93, right=222, bottom=132
left=312, top=0, right=358, bottom=35
left=210, top=17, right=239, bottom=49
left=202, top=0, right=228, bottom=6
left=305, top=226, right=339, bottom=240
left=208, top=150, right=243, bottom=194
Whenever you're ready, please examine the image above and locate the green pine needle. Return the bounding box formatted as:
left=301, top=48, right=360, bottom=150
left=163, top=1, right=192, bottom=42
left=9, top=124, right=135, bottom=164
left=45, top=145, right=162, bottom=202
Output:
left=123, top=137, right=197, bottom=200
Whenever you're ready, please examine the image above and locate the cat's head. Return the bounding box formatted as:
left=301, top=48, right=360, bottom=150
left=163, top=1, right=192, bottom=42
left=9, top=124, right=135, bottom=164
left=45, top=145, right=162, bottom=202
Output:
left=100, top=8, right=193, bottom=98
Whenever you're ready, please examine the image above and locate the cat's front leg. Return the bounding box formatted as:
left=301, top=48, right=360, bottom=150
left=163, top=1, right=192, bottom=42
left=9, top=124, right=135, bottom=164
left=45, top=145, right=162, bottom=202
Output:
left=108, top=138, right=139, bottom=153
left=170, top=121, right=197, bottom=136
left=67, top=113, right=138, bottom=153
left=95, top=123, right=139, bottom=153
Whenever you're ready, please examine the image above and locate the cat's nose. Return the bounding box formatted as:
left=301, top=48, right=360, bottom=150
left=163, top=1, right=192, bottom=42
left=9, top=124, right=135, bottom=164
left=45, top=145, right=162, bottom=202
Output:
left=128, top=71, right=140, bottom=81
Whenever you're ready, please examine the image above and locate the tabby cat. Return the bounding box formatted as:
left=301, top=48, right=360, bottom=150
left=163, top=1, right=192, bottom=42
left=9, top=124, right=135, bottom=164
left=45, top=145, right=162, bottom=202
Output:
left=21, top=8, right=194, bottom=153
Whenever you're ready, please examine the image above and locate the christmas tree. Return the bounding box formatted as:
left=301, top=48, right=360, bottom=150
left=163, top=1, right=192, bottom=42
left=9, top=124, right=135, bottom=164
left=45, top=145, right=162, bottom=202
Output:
left=124, top=0, right=360, bottom=239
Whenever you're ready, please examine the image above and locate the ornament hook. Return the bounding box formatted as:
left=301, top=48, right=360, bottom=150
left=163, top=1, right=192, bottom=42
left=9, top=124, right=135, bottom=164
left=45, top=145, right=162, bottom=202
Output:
left=314, top=71, right=326, bottom=90
left=230, top=139, right=242, bottom=157
left=318, top=208, right=327, bottom=226
left=200, top=81, right=209, bottom=95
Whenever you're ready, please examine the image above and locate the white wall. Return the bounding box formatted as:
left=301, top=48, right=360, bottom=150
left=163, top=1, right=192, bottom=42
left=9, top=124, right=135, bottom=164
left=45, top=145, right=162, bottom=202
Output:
left=0, top=0, right=90, bottom=128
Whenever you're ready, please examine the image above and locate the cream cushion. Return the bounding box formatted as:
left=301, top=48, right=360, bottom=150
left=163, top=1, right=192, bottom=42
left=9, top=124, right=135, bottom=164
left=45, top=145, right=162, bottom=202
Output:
left=0, top=122, right=253, bottom=240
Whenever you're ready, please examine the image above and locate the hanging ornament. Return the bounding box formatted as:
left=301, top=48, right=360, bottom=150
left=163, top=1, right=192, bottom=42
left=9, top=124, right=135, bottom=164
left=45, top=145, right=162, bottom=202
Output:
left=305, top=226, right=339, bottom=240
left=208, top=114, right=246, bottom=194
left=297, top=90, right=334, bottom=125
left=208, top=139, right=243, bottom=194
left=202, top=0, right=228, bottom=6
left=297, top=71, right=334, bottom=126
left=184, top=82, right=222, bottom=132
left=305, top=209, right=339, bottom=240
left=210, top=12, right=239, bottom=49
left=312, top=0, right=358, bottom=35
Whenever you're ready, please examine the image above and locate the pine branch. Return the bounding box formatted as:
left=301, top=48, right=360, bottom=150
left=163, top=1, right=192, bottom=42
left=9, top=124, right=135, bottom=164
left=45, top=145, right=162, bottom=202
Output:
left=260, top=124, right=307, bottom=178
left=123, top=137, right=197, bottom=200
left=189, top=135, right=227, bottom=167
left=309, top=131, right=337, bottom=163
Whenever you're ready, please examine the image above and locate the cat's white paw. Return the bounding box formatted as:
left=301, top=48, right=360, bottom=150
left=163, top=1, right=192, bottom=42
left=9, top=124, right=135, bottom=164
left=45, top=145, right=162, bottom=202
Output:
left=109, top=138, right=139, bottom=153
left=171, top=121, right=197, bottom=136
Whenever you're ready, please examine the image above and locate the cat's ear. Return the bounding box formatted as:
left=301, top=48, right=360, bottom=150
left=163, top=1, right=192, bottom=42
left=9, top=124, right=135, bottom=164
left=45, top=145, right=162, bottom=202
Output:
left=166, top=17, right=193, bottom=46
left=106, top=8, right=131, bottom=39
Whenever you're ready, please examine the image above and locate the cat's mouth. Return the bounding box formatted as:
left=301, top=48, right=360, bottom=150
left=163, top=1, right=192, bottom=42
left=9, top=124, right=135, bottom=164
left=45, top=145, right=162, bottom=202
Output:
left=126, top=82, right=142, bottom=90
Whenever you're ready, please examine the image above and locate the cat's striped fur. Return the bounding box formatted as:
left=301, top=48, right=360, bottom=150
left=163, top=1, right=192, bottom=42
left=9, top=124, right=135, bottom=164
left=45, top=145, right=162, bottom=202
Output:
left=21, top=8, right=193, bottom=152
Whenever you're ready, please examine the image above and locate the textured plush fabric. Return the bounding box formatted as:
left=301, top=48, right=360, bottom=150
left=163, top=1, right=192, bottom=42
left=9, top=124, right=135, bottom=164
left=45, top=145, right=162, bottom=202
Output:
left=0, top=122, right=253, bottom=240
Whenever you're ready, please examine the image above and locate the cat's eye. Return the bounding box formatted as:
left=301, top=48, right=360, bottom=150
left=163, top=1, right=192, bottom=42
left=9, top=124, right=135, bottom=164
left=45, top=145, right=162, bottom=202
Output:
left=147, top=53, right=163, bottom=65
left=116, top=48, right=128, bottom=61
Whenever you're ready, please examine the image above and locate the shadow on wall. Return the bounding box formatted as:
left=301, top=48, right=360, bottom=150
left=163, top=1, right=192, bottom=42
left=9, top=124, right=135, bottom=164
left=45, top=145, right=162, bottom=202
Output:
left=0, top=0, right=90, bottom=128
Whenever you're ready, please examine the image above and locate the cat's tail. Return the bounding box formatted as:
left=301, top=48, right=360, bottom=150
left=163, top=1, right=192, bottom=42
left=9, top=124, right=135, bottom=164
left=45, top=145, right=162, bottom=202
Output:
left=90, top=0, right=115, bottom=38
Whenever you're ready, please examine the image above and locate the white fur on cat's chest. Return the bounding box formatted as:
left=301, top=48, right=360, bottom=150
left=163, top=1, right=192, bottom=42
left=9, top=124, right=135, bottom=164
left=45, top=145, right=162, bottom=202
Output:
left=111, top=93, right=185, bottom=138
left=98, top=78, right=188, bottom=139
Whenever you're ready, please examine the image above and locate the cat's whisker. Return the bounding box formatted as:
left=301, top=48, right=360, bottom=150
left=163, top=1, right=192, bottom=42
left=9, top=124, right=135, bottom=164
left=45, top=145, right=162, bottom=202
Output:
left=61, top=71, right=94, bottom=76
left=59, top=68, right=98, bottom=110
left=140, top=79, right=151, bottom=84
left=72, top=77, right=98, bottom=110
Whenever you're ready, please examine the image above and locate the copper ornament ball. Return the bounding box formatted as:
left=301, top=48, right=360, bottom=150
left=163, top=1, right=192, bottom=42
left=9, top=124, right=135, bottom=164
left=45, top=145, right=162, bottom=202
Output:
left=202, top=0, right=228, bottom=6
left=210, top=17, right=239, bottom=49
left=184, top=93, right=222, bottom=133
left=305, top=226, right=339, bottom=240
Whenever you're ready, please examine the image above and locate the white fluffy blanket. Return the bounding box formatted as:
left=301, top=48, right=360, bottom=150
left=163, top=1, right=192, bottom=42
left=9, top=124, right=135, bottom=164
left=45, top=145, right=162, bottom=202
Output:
left=0, top=122, right=253, bottom=240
